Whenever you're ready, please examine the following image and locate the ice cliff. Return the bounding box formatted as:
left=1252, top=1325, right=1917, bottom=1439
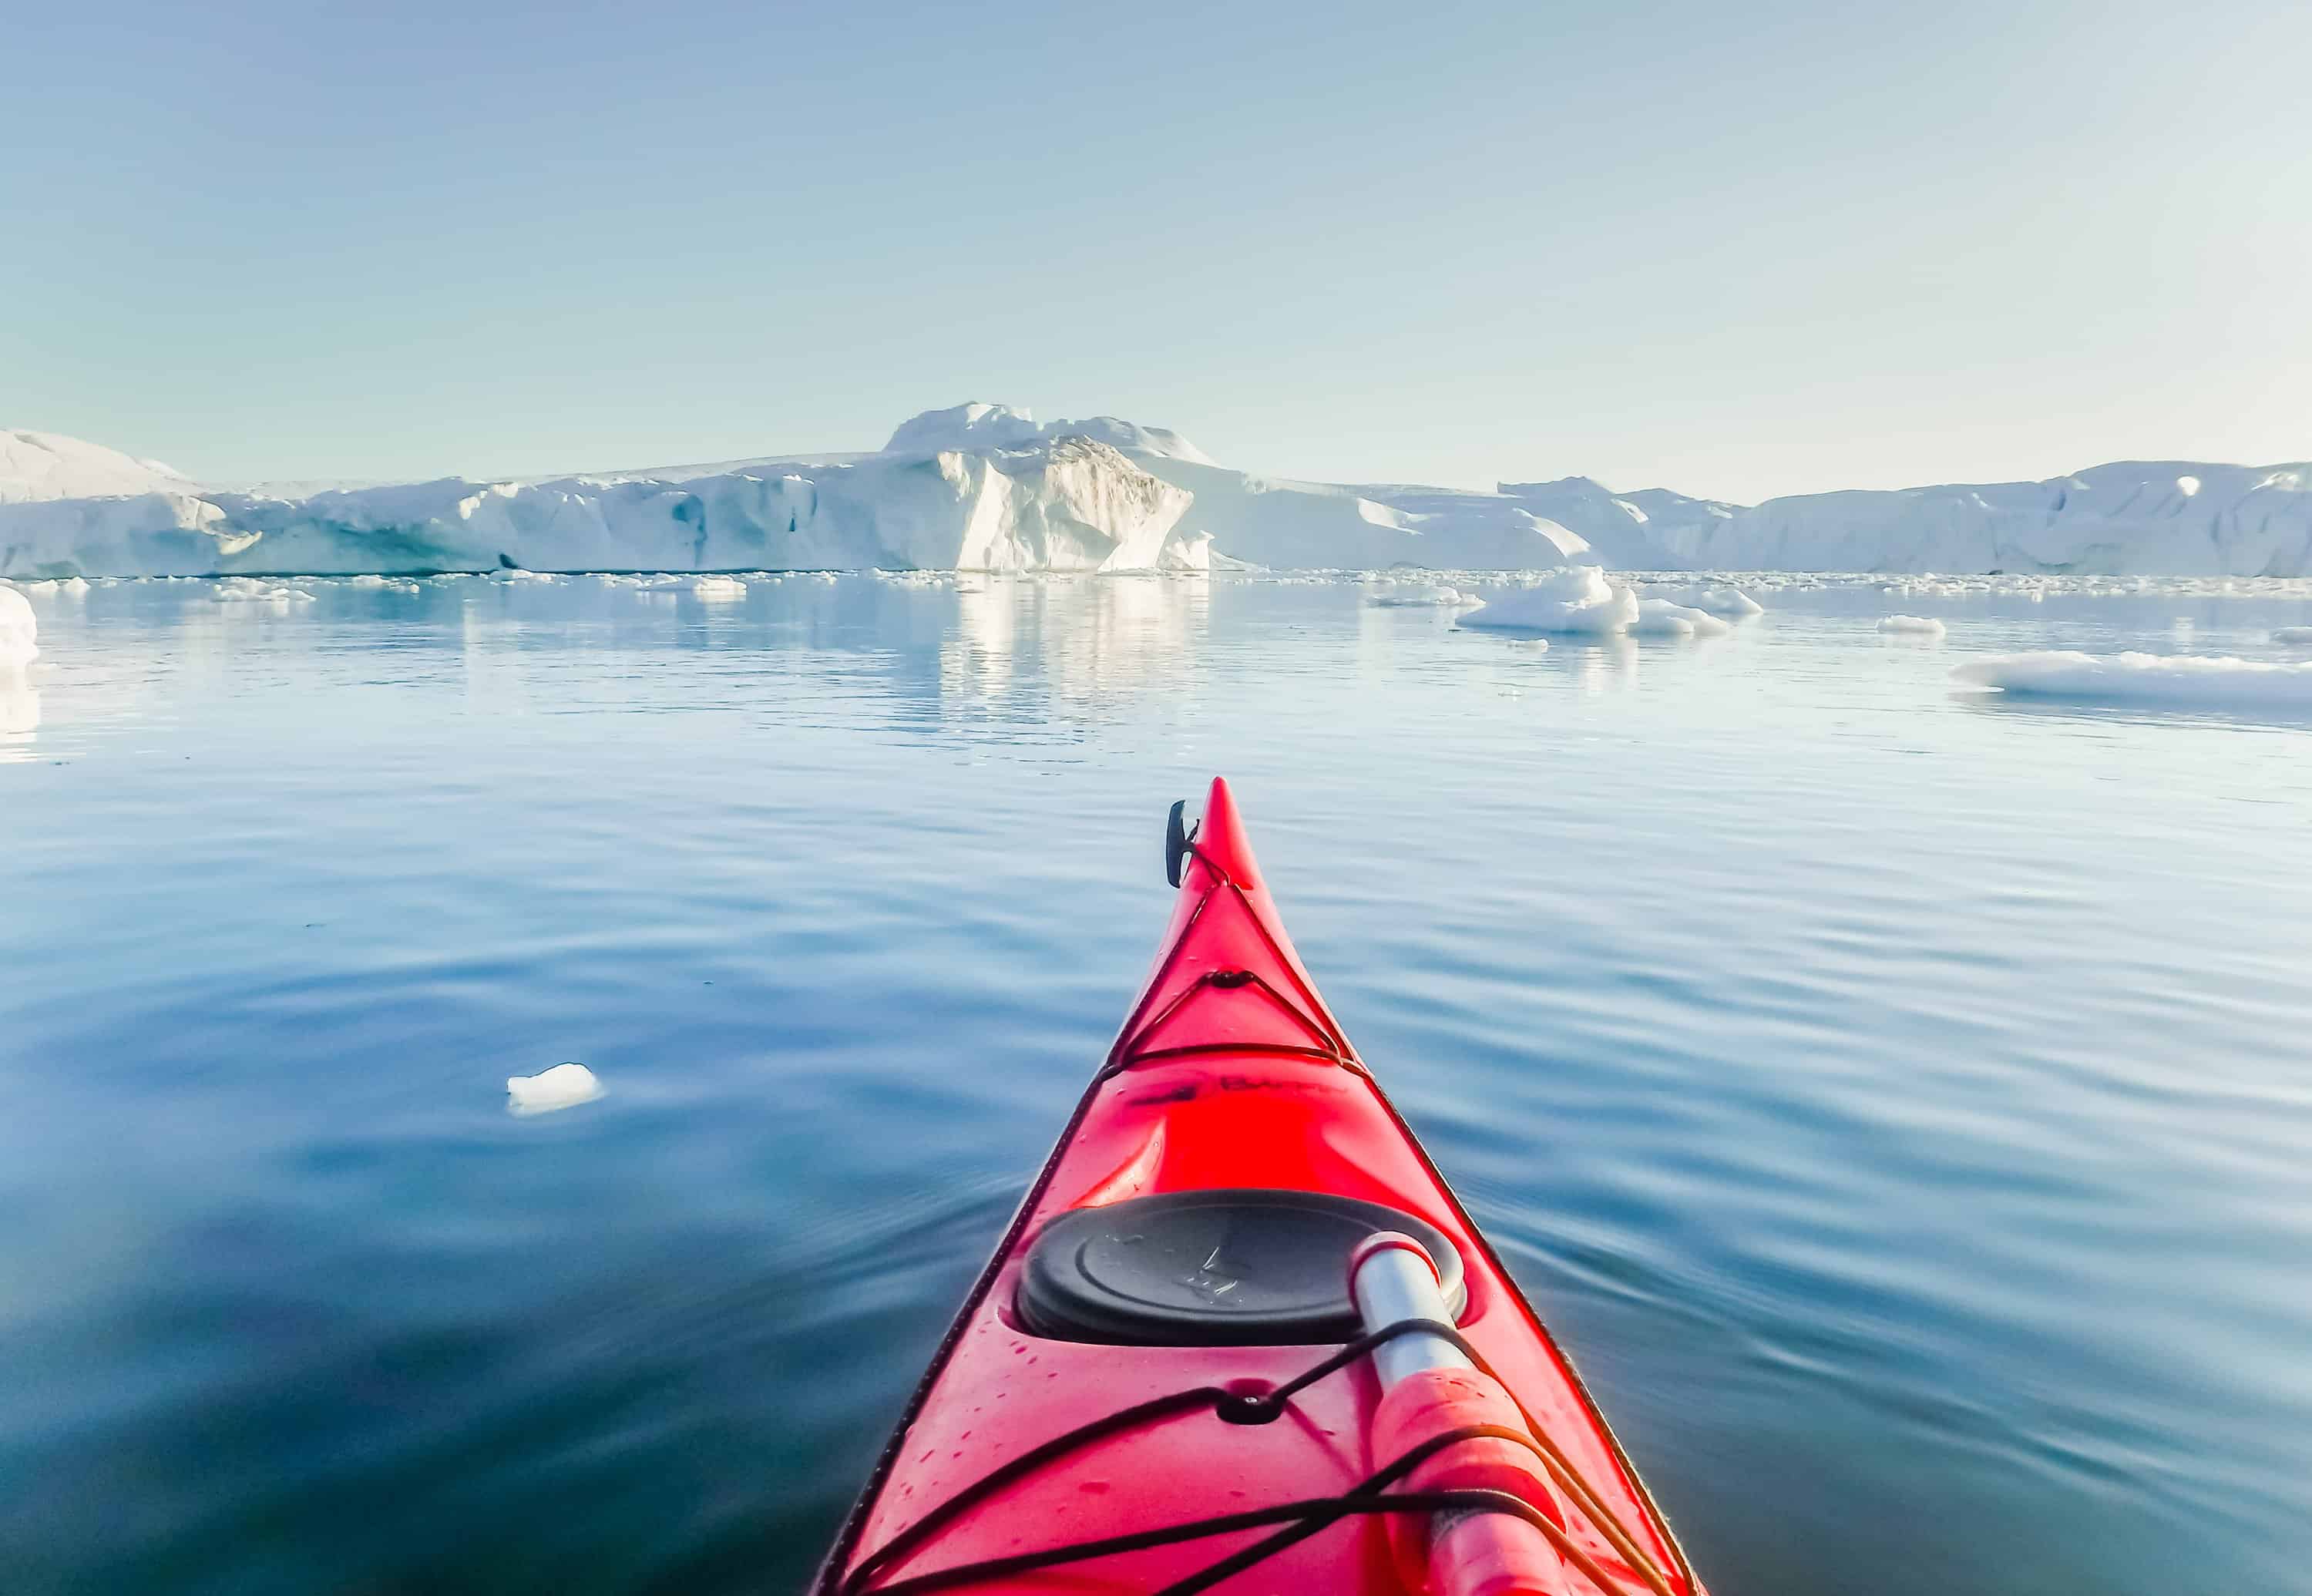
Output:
left=1638, top=462, right=2312, bottom=577
left=4, top=408, right=2307, bottom=577
left=0, top=426, right=1196, bottom=579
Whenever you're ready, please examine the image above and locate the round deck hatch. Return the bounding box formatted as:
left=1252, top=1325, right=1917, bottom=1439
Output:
left=1015, top=1188, right=1467, bottom=1346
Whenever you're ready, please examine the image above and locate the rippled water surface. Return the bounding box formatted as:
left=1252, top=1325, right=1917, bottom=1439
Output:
left=5, top=573, right=2310, bottom=1595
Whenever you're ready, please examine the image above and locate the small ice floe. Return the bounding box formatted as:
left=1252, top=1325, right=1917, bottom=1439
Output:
left=506, top=1062, right=604, bottom=1116
left=1695, top=586, right=1764, bottom=618
left=692, top=575, right=748, bottom=600
left=1661, top=583, right=1765, bottom=619
left=1879, top=615, right=1947, bottom=637
left=2274, top=627, right=2312, bottom=647
left=212, top=577, right=317, bottom=605
left=1363, top=581, right=1474, bottom=608
left=1953, top=650, right=2312, bottom=707
left=12, top=576, right=92, bottom=599
left=1630, top=598, right=1731, bottom=638
left=1, top=584, right=37, bottom=669
left=1459, top=566, right=1637, bottom=633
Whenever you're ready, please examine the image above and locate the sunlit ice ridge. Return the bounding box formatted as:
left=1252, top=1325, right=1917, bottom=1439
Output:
left=3, top=404, right=2308, bottom=580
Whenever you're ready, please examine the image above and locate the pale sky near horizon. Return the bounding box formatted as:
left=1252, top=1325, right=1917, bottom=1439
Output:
left=4, top=0, right=2307, bottom=504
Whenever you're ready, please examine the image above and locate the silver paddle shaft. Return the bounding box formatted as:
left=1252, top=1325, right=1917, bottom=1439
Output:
left=1352, top=1238, right=1472, bottom=1385
left=1352, top=1236, right=1562, bottom=1596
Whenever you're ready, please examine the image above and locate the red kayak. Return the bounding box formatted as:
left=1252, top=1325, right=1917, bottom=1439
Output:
left=816, top=779, right=1703, bottom=1596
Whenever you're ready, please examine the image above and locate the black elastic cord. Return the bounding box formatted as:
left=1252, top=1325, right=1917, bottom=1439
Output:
left=1149, top=1423, right=1549, bottom=1596
left=837, top=1385, right=1225, bottom=1593
left=865, top=1487, right=1556, bottom=1596
left=842, top=1312, right=1680, bottom=1596
left=842, top=1318, right=1516, bottom=1596
left=841, top=1318, right=1469, bottom=1594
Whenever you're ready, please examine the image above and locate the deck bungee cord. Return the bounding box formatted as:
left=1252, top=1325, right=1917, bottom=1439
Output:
left=839, top=1312, right=1679, bottom=1596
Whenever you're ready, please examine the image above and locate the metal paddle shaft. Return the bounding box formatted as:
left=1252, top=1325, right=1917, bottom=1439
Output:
left=1352, top=1236, right=1567, bottom=1596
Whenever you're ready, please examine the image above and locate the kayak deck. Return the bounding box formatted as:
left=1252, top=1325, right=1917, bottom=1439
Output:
left=819, top=781, right=1699, bottom=1595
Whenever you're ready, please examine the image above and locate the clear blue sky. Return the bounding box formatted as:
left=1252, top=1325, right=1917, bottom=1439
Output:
left=4, top=0, right=2307, bottom=502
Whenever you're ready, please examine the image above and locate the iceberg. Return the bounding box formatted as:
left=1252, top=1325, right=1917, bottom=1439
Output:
left=1952, top=650, right=2312, bottom=707
left=7, top=405, right=2309, bottom=577
left=1651, top=463, right=2312, bottom=577
left=0, top=428, right=1197, bottom=580
left=1363, top=581, right=1474, bottom=607
left=1631, top=597, right=1731, bottom=637
left=0, top=584, right=36, bottom=668
left=2, top=428, right=195, bottom=504
left=1879, top=615, right=1947, bottom=636
left=1459, top=566, right=1640, bottom=634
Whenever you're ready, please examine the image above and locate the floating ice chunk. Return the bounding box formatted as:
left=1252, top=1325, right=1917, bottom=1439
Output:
left=2274, top=627, right=2312, bottom=647
left=1879, top=615, right=1947, bottom=636
left=1364, top=582, right=1471, bottom=607
left=1631, top=598, right=1731, bottom=637
left=1460, top=566, right=1638, bottom=633
left=692, top=575, right=748, bottom=600
left=506, top=1062, right=605, bottom=1116
left=212, top=577, right=316, bottom=605
left=1685, top=584, right=1765, bottom=618
left=0, top=585, right=36, bottom=668
left=1952, top=650, right=2312, bottom=706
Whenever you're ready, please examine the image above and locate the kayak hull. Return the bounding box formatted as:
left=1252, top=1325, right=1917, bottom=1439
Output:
left=816, top=779, right=1699, bottom=1595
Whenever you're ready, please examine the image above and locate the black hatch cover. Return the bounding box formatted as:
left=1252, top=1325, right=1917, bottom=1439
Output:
left=1015, top=1188, right=1467, bottom=1346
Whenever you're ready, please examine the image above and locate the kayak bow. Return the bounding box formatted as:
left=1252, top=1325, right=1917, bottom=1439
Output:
left=816, top=778, right=1702, bottom=1596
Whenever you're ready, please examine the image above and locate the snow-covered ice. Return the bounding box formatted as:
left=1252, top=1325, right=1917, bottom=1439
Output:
left=1880, top=615, right=1947, bottom=636
left=6, top=405, right=2310, bottom=577
left=1632, top=597, right=1732, bottom=637
left=1951, top=651, right=2312, bottom=707
left=1460, top=567, right=1639, bottom=634
left=0, top=584, right=37, bottom=668
left=1676, top=584, right=1766, bottom=619
left=2, top=429, right=194, bottom=504
left=506, top=1063, right=605, bottom=1116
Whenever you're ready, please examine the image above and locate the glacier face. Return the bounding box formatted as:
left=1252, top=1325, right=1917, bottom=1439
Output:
left=1647, top=462, right=2312, bottom=577
left=0, top=432, right=1194, bottom=580
left=2, top=406, right=2307, bottom=577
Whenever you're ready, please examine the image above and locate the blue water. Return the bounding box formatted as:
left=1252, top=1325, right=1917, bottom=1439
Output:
left=4, top=573, right=2310, bottom=1594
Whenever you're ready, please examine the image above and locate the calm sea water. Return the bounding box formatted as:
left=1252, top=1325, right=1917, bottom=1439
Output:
left=4, top=572, right=2309, bottom=1595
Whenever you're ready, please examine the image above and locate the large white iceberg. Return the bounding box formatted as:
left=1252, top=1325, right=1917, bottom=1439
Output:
left=1645, top=463, right=2312, bottom=577
left=0, top=428, right=1198, bottom=580
left=5, top=405, right=2309, bottom=577
left=2, top=429, right=196, bottom=504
